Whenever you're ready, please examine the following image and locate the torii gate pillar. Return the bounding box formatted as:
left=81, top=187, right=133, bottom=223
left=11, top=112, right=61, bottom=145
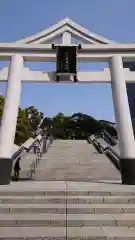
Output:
left=0, top=55, right=23, bottom=184
left=110, top=56, right=135, bottom=184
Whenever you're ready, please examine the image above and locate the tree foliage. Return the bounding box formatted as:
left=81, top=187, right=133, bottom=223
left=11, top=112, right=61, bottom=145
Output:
left=0, top=94, right=119, bottom=144
left=0, top=95, right=44, bottom=145
left=40, top=112, right=118, bottom=140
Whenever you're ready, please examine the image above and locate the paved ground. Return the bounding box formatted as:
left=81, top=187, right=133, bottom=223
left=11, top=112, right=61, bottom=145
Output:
left=0, top=181, right=135, bottom=239
left=1, top=180, right=135, bottom=191
left=33, top=140, right=120, bottom=181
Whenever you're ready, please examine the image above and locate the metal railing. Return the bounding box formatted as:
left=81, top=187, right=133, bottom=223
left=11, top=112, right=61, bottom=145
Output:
left=28, top=136, right=54, bottom=179
left=101, top=130, right=118, bottom=146
left=28, top=153, right=41, bottom=179
left=12, top=146, right=25, bottom=162
left=12, top=129, right=45, bottom=172
left=88, top=131, right=121, bottom=171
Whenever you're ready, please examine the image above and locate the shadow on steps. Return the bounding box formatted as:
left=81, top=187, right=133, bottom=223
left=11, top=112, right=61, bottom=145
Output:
left=11, top=176, right=33, bottom=182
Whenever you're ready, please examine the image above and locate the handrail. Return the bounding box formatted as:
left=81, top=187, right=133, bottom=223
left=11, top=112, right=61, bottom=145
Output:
left=101, top=130, right=118, bottom=146
left=29, top=152, right=41, bottom=179
left=108, top=145, right=120, bottom=159
left=106, top=148, right=120, bottom=171
left=12, top=130, right=45, bottom=164
left=99, top=134, right=120, bottom=171
left=22, top=134, right=43, bottom=152
left=94, top=133, right=120, bottom=158
left=12, top=146, right=25, bottom=162
left=28, top=136, right=54, bottom=179
left=87, top=132, right=120, bottom=171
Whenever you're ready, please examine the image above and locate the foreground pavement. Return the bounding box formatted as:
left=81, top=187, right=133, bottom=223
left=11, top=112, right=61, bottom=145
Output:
left=0, top=181, right=135, bottom=239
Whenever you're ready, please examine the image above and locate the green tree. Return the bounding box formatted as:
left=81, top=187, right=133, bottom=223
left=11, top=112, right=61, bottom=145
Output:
left=26, top=106, right=44, bottom=133
left=0, top=96, right=44, bottom=145
left=40, top=112, right=103, bottom=139
left=0, top=94, right=118, bottom=143
left=15, top=106, right=44, bottom=145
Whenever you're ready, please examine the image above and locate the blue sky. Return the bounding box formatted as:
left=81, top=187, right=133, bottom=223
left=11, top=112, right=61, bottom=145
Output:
left=0, top=0, right=134, bottom=121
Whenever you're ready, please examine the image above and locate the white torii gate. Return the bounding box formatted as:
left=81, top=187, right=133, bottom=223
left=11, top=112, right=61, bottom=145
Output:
left=0, top=18, right=135, bottom=185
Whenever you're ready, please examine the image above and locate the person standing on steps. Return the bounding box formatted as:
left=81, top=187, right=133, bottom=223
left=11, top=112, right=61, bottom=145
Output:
left=37, top=144, right=41, bottom=159
left=72, top=132, right=75, bottom=140
left=14, top=156, right=21, bottom=181
left=33, top=142, right=38, bottom=154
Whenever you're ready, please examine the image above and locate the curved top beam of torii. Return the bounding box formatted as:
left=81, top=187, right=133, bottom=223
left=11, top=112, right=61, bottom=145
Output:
left=1, top=18, right=135, bottom=83
left=15, top=17, right=116, bottom=45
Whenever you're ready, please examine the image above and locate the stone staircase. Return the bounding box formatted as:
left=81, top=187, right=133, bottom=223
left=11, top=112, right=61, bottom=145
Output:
left=33, top=140, right=120, bottom=181
left=0, top=181, right=135, bottom=239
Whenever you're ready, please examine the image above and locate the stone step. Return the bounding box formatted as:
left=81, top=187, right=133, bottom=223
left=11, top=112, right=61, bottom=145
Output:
left=0, top=226, right=66, bottom=239
left=1, top=195, right=135, bottom=204
left=0, top=213, right=65, bottom=227
left=66, top=196, right=135, bottom=204
left=67, top=213, right=135, bottom=227
left=0, top=204, right=66, bottom=214
left=1, top=226, right=135, bottom=239
left=0, top=190, right=66, bottom=196
left=67, top=226, right=135, bottom=239
left=66, top=190, right=135, bottom=196
left=1, top=204, right=135, bottom=214
left=34, top=176, right=121, bottom=181
left=0, top=196, right=67, bottom=204
left=67, top=204, right=135, bottom=214
left=34, top=139, right=120, bottom=181
left=1, top=213, right=135, bottom=227
left=1, top=190, right=135, bottom=196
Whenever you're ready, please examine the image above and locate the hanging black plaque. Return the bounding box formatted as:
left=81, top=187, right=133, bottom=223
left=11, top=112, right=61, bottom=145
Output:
left=56, top=46, right=77, bottom=74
